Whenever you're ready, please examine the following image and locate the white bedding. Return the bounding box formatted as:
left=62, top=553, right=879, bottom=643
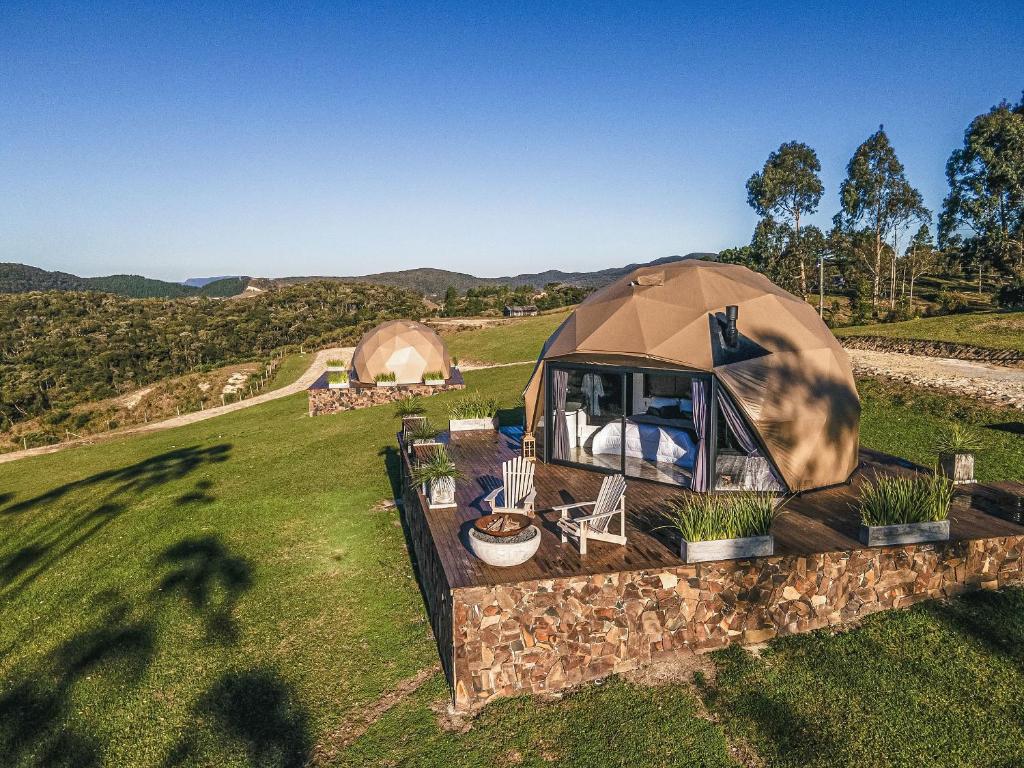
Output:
left=589, top=419, right=696, bottom=468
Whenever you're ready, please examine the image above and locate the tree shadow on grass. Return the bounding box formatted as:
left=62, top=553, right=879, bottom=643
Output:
left=154, top=535, right=254, bottom=644
left=921, top=588, right=1024, bottom=672
left=0, top=590, right=155, bottom=766
left=0, top=445, right=231, bottom=599
left=378, top=445, right=404, bottom=503
left=163, top=667, right=312, bottom=768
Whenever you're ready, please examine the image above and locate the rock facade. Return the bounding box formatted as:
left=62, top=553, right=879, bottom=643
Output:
left=451, top=537, right=1024, bottom=710
left=308, top=381, right=464, bottom=416
left=841, top=335, right=1024, bottom=368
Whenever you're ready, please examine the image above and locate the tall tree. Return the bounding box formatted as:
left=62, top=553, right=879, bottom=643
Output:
left=746, top=142, right=824, bottom=300
left=903, top=224, right=940, bottom=312
left=834, top=126, right=926, bottom=314
left=939, top=95, right=1024, bottom=276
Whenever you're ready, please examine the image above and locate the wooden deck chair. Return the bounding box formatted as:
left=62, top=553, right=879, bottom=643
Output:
left=483, top=457, right=537, bottom=515
left=555, top=474, right=627, bottom=555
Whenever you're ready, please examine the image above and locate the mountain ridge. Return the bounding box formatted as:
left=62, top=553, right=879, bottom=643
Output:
left=1, top=252, right=717, bottom=299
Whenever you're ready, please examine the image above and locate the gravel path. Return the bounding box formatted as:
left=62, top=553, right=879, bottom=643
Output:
left=848, top=348, right=1024, bottom=410
left=0, top=346, right=354, bottom=465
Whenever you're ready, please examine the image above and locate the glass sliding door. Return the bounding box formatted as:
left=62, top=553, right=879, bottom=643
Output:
left=546, top=363, right=703, bottom=488
left=548, top=366, right=625, bottom=472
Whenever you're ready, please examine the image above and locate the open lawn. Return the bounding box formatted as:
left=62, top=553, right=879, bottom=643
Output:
left=443, top=310, right=570, bottom=365
left=3, top=332, right=1024, bottom=764
left=836, top=310, right=1024, bottom=353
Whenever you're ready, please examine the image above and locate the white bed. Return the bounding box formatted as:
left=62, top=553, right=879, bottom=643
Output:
left=589, top=419, right=696, bottom=468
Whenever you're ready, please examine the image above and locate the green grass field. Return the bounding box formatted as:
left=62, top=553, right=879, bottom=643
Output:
left=3, top=325, right=1024, bottom=766
left=443, top=310, right=570, bottom=365
left=836, top=310, right=1024, bottom=353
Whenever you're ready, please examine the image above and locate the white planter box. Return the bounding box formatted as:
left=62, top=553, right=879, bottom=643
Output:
left=859, top=519, right=950, bottom=547
left=939, top=452, right=974, bottom=485
left=424, top=476, right=457, bottom=509
left=327, top=381, right=350, bottom=389
left=424, top=378, right=446, bottom=386
left=376, top=380, right=398, bottom=388
left=326, top=365, right=346, bottom=372
left=680, top=535, right=773, bottom=563
left=449, top=416, right=499, bottom=432
left=469, top=526, right=541, bottom=567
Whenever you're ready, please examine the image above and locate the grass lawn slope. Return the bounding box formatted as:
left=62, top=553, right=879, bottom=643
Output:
left=3, top=327, right=1024, bottom=765
left=443, top=310, right=570, bottom=365
left=836, top=310, right=1024, bottom=353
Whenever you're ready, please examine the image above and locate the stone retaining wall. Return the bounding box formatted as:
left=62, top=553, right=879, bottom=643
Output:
left=451, top=536, right=1024, bottom=710
left=840, top=335, right=1024, bottom=367
left=308, top=382, right=464, bottom=416
left=401, top=456, right=455, bottom=684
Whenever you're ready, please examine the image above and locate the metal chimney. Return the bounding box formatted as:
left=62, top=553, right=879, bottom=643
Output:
left=724, top=305, right=739, bottom=347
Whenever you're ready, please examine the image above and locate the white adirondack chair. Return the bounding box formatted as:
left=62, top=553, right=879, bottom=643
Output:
left=555, top=474, right=627, bottom=555
left=483, top=457, right=537, bottom=515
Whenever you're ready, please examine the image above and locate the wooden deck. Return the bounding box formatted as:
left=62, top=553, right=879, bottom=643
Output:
left=408, top=429, right=1024, bottom=590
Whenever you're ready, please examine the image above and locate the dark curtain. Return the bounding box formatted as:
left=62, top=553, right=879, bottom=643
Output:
left=552, top=368, right=570, bottom=460
left=718, top=387, right=759, bottom=456
left=690, top=378, right=708, bottom=491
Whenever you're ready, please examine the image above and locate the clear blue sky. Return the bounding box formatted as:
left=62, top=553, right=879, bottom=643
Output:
left=1, top=1, right=1021, bottom=281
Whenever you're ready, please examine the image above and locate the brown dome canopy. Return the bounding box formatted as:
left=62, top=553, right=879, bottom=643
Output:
left=523, top=260, right=860, bottom=492
left=352, top=320, right=451, bottom=385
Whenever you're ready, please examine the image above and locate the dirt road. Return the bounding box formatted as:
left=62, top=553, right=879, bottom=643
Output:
left=0, top=347, right=353, bottom=465
left=848, top=348, right=1024, bottom=410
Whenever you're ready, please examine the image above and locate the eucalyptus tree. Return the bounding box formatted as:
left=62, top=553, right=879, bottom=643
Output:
left=834, top=127, right=927, bottom=314
left=940, top=95, right=1024, bottom=278
left=904, top=224, right=940, bottom=311
left=746, top=142, right=824, bottom=300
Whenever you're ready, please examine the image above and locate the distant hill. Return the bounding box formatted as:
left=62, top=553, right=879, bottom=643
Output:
left=0, top=263, right=248, bottom=299
left=183, top=275, right=243, bottom=288
left=270, top=252, right=719, bottom=297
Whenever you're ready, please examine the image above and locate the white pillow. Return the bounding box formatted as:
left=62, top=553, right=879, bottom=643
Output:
left=649, top=396, right=680, bottom=409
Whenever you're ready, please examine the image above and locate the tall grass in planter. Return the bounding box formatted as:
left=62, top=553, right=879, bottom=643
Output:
left=661, top=492, right=780, bottom=562
left=935, top=423, right=982, bottom=485
left=857, top=472, right=953, bottom=546
left=411, top=447, right=463, bottom=508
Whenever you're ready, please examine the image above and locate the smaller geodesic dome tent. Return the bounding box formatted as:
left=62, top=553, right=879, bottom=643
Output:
left=351, top=320, right=452, bottom=385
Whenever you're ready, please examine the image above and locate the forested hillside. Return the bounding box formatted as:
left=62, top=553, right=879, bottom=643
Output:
left=0, top=281, right=424, bottom=429
left=0, top=263, right=246, bottom=298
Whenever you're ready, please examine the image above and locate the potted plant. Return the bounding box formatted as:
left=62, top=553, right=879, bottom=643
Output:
left=411, top=447, right=462, bottom=509
left=375, top=371, right=398, bottom=388
left=451, top=356, right=460, bottom=370
left=394, top=396, right=427, bottom=441
left=857, top=472, right=953, bottom=546
left=661, top=492, right=779, bottom=563
left=448, top=393, right=499, bottom=432
left=423, top=370, right=446, bottom=386
left=406, top=420, right=442, bottom=455
left=936, top=424, right=981, bottom=485
left=325, top=358, right=347, bottom=373
left=326, top=371, right=350, bottom=389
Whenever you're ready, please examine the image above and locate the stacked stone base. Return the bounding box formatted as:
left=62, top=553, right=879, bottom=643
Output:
left=450, top=537, right=1024, bottom=710
left=308, top=382, right=464, bottom=416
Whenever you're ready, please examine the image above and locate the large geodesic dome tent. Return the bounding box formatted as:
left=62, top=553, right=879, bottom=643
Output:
left=351, top=320, right=452, bottom=385
left=522, top=260, right=861, bottom=493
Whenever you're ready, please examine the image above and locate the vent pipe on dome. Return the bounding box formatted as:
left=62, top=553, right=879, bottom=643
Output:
left=724, top=305, right=739, bottom=347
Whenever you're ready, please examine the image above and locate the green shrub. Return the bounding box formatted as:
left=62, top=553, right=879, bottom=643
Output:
left=326, top=371, right=349, bottom=385
left=325, top=358, right=347, bottom=368
left=411, top=447, right=464, bottom=486
left=660, top=492, right=780, bottom=542
left=448, top=393, right=499, bottom=420
left=858, top=473, right=953, bottom=526
left=394, top=396, right=426, bottom=418
left=407, top=420, right=441, bottom=443
left=374, top=371, right=397, bottom=383
left=423, top=370, right=445, bottom=381
left=935, top=423, right=983, bottom=455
